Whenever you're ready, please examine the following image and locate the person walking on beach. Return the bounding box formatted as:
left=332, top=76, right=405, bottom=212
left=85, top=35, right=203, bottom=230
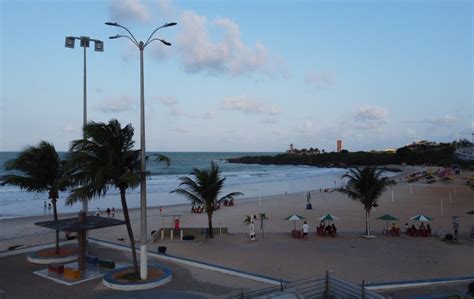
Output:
left=111, top=207, right=115, bottom=218
left=106, top=208, right=111, bottom=217
left=302, top=221, right=309, bottom=240
left=95, top=207, right=100, bottom=217
left=249, top=214, right=256, bottom=241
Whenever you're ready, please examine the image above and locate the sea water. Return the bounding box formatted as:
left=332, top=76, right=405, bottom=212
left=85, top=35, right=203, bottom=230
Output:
left=0, top=152, right=349, bottom=218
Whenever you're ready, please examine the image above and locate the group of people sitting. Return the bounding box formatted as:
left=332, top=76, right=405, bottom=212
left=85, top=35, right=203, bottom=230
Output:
left=316, top=221, right=337, bottom=237
left=405, top=222, right=431, bottom=237
left=384, top=223, right=401, bottom=236
left=191, top=205, right=204, bottom=213
left=223, top=199, right=234, bottom=206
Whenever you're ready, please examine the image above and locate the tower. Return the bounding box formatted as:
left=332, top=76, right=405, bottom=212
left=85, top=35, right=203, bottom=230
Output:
left=337, top=140, right=342, bottom=153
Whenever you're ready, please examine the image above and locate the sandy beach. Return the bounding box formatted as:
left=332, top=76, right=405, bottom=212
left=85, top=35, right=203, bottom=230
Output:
left=1, top=167, right=473, bottom=285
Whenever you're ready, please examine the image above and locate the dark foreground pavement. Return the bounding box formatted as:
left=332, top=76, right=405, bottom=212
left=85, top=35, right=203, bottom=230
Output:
left=0, top=244, right=244, bottom=299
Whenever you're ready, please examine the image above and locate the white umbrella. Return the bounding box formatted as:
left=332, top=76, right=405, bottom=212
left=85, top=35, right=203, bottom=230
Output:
left=410, top=214, right=433, bottom=222
left=284, top=214, right=305, bottom=230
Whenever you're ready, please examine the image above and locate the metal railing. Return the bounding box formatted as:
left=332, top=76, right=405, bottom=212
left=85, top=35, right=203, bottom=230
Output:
left=227, top=271, right=385, bottom=299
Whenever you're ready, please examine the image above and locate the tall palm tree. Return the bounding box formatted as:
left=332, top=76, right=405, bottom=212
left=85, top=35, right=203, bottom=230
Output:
left=65, top=119, right=142, bottom=275
left=338, top=167, right=396, bottom=237
left=0, top=141, right=67, bottom=254
left=172, top=162, right=243, bottom=238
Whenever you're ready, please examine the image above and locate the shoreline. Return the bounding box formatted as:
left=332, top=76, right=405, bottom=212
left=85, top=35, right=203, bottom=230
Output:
left=0, top=164, right=412, bottom=220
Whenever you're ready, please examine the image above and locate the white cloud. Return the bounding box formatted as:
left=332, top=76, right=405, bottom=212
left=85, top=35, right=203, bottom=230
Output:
left=156, top=0, right=176, bottom=19
left=170, top=11, right=286, bottom=77
left=296, top=120, right=319, bottom=135
left=97, top=96, right=135, bottom=113
left=62, top=124, right=78, bottom=134
left=219, top=95, right=280, bottom=116
left=175, top=127, right=190, bottom=133
left=156, top=96, right=178, bottom=106
left=109, top=0, right=151, bottom=23
left=422, top=115, right=457, bottom=127
left=354, top=105, right=387, bottom=122
left=304, top=70, right=336, bottom=87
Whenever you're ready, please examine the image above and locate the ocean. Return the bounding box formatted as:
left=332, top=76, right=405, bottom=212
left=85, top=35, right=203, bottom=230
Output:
left=0, top=152, right=349, bottom=219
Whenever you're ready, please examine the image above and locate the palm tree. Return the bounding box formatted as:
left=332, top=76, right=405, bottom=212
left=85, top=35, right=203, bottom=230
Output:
left=65, top=119, right=142, bottom=275
left=338, top=167, right=396, bottom=237
left=172, top=162, right=243, bottom=238
left=0, top=141, right=67, bottom=254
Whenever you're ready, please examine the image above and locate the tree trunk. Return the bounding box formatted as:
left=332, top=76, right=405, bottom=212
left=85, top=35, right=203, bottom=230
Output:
left=366, top=209, right=371, bottom=236
left=207, top=211, right=214, bottom=238
left=51, top=198, right=60, bottom=254
left=120, top=189, right=139, bottom=275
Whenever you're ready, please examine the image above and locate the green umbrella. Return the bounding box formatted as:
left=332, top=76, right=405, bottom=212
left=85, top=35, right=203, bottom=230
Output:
left=284, top=214, right=305, bottom=230
left=319, top=214, right=337, bottom=222
left=376, top=214, right=399, bottom=235
left=376, top=214, right=399, bottom=221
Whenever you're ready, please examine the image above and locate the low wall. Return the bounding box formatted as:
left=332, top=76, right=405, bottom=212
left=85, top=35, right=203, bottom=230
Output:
left=152, top=227, right=228, bottom=242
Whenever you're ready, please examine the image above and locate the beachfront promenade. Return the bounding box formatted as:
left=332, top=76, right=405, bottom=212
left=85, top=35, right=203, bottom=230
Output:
left=0, top=168, right=473, bottom=298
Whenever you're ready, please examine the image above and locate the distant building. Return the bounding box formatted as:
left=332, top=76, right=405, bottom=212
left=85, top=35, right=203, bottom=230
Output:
left=287, top=144, right=297, bottom=154
left=336, top=140, right=342, bottom=153
left=384, top=148, right=397, bottom=153
left=286, top=144, right=320, bottom=155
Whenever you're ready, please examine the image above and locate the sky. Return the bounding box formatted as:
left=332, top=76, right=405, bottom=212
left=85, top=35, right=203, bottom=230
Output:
left=1, top=0, right=472, bottom=152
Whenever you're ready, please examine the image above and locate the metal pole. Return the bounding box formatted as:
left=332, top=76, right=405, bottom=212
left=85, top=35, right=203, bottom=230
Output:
left=139, top=42, right=148, bottom=280
left=82, top=44, right=88, bottom=215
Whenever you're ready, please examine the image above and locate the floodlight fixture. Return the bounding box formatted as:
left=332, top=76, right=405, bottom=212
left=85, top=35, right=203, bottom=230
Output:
left=80, top=36, right=90, bottom=48
left=65, top=36, right=75, bottom=48
left=94, top=40, right=104, bottom=52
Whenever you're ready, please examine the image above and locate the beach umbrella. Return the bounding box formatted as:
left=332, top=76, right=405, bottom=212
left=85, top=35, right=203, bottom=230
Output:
left=284, top=214, right=305, bottom=230
left=319, top=214, right=337, bottom=222
left=376, top=214, right=399, bottom=234
left=410, top=214, right=433, bottom=222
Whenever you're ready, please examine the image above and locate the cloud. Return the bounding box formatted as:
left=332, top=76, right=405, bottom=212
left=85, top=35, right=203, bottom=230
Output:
left=354, top=105, right=387, bottom=122
left=62, top=124, right=78, bottom=134
left=296, top=120, right=319, bottom=135
left=261, top=118, right=278, bottom=124
left=169, top=11, right=287, bottom=77
left=156, top=96, right=178, bottom=106
left=175, top=127, right=190, bottom=133
left=421, top=115, right=458, bottom=127
left=219, top=95, right=280, bottom=116
left=109, top=0, right=151, bottom=23
left=304, top=70, right=336, bottom=87
left=97, top=96, right=135, bottom=113
left=156, top=0, right=176, bottom=19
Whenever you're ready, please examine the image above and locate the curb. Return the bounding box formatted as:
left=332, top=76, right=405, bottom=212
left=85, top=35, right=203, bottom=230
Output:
left=89, top=238, right=286, bottom=286
left=365, top=275, right=474, bottom=291
left=102, top=265, right=172, bottom=291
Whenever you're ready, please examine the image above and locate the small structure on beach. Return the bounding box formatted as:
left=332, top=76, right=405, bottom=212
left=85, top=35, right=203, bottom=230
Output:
left=35, top=213, right=126, bottom=273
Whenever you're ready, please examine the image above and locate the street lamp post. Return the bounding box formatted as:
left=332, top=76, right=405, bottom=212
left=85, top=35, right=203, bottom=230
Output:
left=106, top=21, right=176, bottom=280
left=65, top=36, right=103, bottom=215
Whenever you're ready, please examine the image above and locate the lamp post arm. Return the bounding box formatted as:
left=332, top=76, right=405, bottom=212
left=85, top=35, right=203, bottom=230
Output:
left=145, top=38, right=172, bottom=47
left=144, top=25, right=167, bottom=46
left=114, top=35, right=140, bottom=47
left=116, top=24, right=140, bottom=45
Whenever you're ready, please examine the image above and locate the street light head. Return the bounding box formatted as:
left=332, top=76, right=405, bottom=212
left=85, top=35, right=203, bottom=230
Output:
left=109, top=34, right=121, bottom=39
left=105, top=22, right=119, bottom=26
left=65, top=36, right=75, bottom=49
left=94, top=40, right=104, bottom=52
left=164, top=22, right=178, bottom=27
left=160, top=39, right=172, bottom=46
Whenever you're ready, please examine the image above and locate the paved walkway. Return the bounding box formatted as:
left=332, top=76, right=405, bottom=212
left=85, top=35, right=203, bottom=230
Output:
left=0, top=243, right=267, bottom=299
